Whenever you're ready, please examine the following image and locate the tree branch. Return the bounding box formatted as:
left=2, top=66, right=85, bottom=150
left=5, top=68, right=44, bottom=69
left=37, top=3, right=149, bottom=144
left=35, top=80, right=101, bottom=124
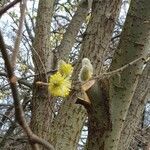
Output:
left=0, top=72, right=32, bottom=88
left=57, top=0, right=88, bottom=60
left=0, top=0, right=22, bottom=16
left=88, top=53, right=150, bottom=82
left=11, top=0, right=26, bottom=68
left=0, top=31, right=55, bottom=150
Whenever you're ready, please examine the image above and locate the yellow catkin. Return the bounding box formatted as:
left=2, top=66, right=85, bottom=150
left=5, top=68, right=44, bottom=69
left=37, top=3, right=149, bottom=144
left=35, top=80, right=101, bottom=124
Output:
left=58, top=60, right=73, bottom=77
left=48, top=72, right=71, bottom=97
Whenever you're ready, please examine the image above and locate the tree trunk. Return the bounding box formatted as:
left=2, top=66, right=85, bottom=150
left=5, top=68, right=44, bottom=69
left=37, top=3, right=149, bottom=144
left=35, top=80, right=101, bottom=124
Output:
left=118, top=62, right=150, bottom=150
left=104, top=0, right=150, bottom=149
left=30, top=0, right=54, bottom=148
left=86, top=79, right=111, bottom=150
left=49, top=0, right=122, bottom=149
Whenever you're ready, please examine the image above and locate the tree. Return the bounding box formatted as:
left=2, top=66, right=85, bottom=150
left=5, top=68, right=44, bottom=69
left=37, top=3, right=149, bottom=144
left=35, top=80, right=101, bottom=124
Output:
left=0, top=0, right=150, bottom=150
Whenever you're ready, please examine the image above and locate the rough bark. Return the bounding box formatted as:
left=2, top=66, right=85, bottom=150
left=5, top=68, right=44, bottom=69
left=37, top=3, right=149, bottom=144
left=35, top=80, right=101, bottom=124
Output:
left=57, top=0, right=89, bottom=60
left=118, top=62, right=150, bottom=150
left=86, top=79, right=111, bottom=150
left=105, top=0, right=150, bottom=149
left=30, top=0, right=54, bottom=148
left=49, top=0, right=122, bottom=149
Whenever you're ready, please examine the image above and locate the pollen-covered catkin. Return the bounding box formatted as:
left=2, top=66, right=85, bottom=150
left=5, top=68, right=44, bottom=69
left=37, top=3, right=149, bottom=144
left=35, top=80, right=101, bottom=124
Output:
left=79, top=58, right=93, bottom=82
left=58, top=60, right=73, bottom=77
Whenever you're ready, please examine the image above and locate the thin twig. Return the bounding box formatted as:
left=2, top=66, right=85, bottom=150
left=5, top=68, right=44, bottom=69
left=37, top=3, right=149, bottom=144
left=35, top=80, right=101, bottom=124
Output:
left=32, top=46, right=48, bottom=82
left=11, top=0, right=26, bottom=68
left=0, top=31, right=55, bottom=150
left=0, top=72, right=32, bottom=88
left=36, top=81, right=49, bottom=86
left=34, top=54, right=150, bottom=90
left=95, top=54, right=150, bottom=80
left=0, top=113, right=14, bottom=124
left=0, top=0, right=22, bottom=16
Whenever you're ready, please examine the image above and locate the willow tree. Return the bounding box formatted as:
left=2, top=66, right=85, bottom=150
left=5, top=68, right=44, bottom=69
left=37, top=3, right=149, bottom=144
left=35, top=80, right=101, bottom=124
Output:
left=29, top=0, right=150, bottom=149
left=0, top=0, right=150, bottom=150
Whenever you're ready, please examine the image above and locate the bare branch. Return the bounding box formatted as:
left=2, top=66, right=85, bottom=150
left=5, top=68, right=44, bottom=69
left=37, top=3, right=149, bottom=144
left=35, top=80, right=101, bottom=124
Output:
left=0, top=113, right=14, bottom=124
left=57, top=0, right=88, bottom=60
left=11, top=0, right=27, bottom=68
left=93, top=54, right=150, bottom=81
left=0, top=0, right=22, bottom=16
left=0, top=72, right=32, bottom=88
left=0, top=31, right=55, bottom=150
